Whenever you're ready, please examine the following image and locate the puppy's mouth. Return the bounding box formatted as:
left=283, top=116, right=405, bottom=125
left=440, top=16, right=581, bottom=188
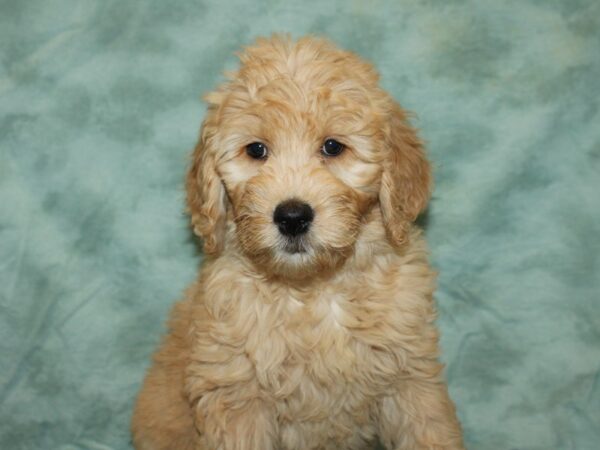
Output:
left=281, top=236, right=308, bottom=254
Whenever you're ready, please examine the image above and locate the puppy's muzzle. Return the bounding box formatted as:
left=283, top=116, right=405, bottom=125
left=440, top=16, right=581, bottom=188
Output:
left=273, top=199, right=314, bottom=237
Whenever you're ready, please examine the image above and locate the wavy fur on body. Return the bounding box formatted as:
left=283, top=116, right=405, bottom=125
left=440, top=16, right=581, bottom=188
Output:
left=131, top=35, right=464, bottom=450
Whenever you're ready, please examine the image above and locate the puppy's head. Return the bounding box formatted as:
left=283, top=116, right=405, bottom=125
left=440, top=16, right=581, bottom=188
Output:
left=187, top=35, right=430, bottom=279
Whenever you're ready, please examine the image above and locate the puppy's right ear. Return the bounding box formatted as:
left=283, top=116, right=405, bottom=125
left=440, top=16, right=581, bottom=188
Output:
left=186, top=107, right=227, bottom=256
left=380, top=103, right=432, bottom=247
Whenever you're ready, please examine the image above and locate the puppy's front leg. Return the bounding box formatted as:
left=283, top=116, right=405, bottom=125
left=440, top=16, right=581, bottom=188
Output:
left=377, top=364, right=464, bottom=450
left=192, top=386, right=277, bottom=450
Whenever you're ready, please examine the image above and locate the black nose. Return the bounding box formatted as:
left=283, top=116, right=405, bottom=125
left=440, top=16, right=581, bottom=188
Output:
left=273, top=200, right=314, bottom=237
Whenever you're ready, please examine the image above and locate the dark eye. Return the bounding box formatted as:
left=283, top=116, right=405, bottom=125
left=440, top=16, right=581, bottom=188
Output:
left=321, top=139, right=345, bottom=157
left=246, top=142, right=268, bottom=160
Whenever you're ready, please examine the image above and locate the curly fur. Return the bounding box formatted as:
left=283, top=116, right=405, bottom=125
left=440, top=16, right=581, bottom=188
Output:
left=131, top=35, right=464, bottom=450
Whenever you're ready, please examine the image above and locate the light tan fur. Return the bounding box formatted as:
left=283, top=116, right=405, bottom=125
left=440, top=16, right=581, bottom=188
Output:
left=131, top=35, right=464, bottom=450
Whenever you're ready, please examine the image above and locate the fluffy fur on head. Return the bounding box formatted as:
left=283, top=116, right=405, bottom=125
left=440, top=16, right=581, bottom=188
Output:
left=186, top=35, right=431, bottom=277
left=132, top=35, right=463, bottom=450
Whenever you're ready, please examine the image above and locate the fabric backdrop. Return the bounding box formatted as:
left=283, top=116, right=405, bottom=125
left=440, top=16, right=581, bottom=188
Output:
left=1, top=1, right=598, bottom=449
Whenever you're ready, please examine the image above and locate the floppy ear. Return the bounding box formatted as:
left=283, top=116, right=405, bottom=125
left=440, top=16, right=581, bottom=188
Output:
left=380, top=103, right=432, bottom=247
left=186, top=111, right=227, bottom=256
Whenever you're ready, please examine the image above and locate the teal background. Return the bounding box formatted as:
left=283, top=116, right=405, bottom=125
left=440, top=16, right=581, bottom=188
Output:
left=1, top=0, right=599, bottom=449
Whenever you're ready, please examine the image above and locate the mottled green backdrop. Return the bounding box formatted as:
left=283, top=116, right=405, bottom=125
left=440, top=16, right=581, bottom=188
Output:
left=1, top=1, right=599, bottom=449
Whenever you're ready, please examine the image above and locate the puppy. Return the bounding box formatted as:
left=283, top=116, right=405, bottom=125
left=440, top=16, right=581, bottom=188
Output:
left=131, top=35, right=464, bottom=450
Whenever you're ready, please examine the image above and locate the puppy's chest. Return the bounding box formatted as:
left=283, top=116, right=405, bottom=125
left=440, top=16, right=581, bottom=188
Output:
left=248, top=290, right=406, bottom=397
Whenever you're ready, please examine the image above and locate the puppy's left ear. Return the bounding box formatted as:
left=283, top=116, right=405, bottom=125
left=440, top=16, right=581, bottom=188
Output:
left=186, top=107, right=228, bottom=256
left=380, top=102, right=432, bottom=247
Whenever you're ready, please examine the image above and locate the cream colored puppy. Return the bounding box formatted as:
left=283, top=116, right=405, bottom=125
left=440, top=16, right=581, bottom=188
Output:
left=131, top=35, right=464, bottom=450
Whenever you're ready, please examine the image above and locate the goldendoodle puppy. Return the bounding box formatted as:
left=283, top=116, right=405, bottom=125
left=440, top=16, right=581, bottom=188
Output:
left=131, top=35, right=464, bottom=450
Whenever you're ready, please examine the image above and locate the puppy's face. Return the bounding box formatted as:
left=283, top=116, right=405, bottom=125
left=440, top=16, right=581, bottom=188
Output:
left=187, top=37, right=431, bottom=279
left=220, top=79, right=383, bottom=278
